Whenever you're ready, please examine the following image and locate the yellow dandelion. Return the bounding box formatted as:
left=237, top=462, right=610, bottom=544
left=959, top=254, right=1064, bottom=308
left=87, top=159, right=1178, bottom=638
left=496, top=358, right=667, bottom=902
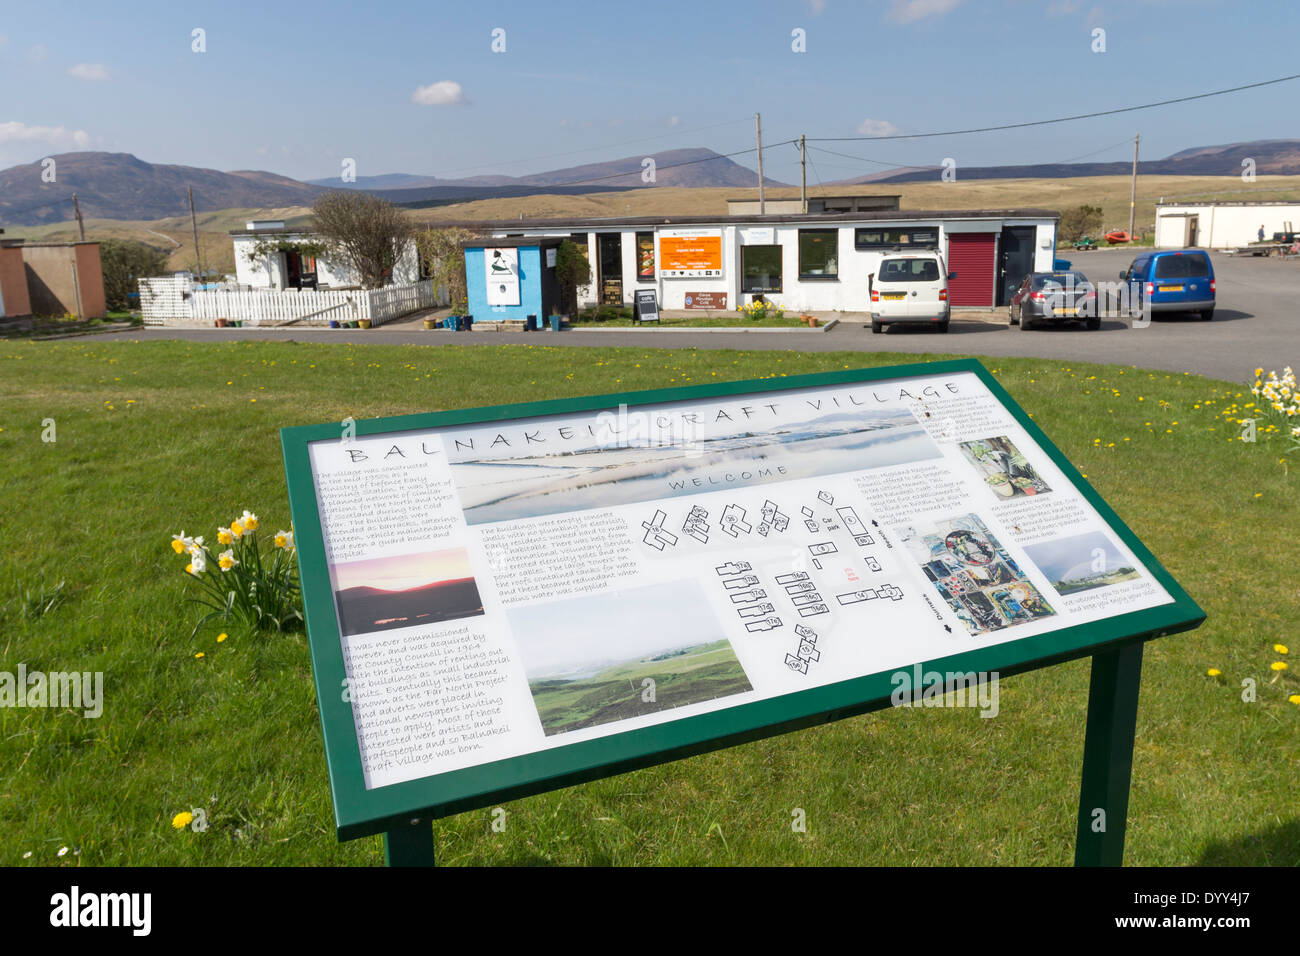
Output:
left=1207, top=668, right=1221, bottom=677
left=1270, top=661, right=1288, bottom=671
left=217, top=633, right=228, bottom=643
left=195, top=652, right=205, bottom=659
left=1275, top=644, right=1289, bottom=655
left=172, top=811, right=194, bottom=829
left=1289, top=695, right=1300, bottom=705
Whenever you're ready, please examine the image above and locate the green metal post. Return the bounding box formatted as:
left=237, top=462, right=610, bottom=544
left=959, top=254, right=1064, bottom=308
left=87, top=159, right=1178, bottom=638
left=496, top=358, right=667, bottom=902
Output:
left=384, top=817, right=436, bottom=867
left=1074, top=641, right=1144, bottom=866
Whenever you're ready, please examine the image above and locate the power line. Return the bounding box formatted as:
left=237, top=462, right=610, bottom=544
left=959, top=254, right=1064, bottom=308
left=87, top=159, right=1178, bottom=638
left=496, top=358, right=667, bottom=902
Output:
left=807, top=72, right=1300, bottom=142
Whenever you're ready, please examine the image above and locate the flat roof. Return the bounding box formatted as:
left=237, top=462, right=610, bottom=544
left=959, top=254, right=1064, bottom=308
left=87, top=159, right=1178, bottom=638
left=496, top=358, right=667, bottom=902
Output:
left=1156, top=200, right=1300, bottom=207
left=723, top=194, right=903, bottom=202
left=424, top=209, right=1059, bottom=231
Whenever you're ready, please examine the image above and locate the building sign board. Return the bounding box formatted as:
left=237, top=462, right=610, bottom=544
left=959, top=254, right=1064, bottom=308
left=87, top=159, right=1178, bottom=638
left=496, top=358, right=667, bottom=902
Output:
left=683, top=292, right=728, bottom=310
left=484, top=247, right=520, bottom=306
left=659, top=230, right=723, bottom=278
left=634, top=288, right=660, bottom=323
left=281, top=359, right=1203, bottom=846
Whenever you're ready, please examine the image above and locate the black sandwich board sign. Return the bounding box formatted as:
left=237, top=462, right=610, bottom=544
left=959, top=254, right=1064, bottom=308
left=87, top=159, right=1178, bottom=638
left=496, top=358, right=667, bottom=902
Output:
left=634, top=288, right=660, bottom=324
left=280, top=358, right=1204, bottom=866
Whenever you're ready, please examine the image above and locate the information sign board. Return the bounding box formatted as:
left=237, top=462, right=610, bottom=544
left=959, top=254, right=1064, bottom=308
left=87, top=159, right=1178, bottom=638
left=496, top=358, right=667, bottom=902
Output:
left=281, top=359, right=1203, bottom=860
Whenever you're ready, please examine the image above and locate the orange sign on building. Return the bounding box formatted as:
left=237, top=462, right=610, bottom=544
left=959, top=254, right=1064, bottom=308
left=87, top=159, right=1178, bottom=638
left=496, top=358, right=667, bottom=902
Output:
left=659, top=231, right=723, bottom=278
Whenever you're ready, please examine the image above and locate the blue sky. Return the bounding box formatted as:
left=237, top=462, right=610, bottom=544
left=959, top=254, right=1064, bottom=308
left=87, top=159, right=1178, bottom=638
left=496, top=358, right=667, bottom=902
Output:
left=1, top=0, right=1297, bottom=183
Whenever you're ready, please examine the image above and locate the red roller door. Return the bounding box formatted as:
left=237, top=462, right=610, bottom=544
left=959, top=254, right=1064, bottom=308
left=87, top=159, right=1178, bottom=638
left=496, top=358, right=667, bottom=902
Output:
left=945, top=233, right=996, bottom=306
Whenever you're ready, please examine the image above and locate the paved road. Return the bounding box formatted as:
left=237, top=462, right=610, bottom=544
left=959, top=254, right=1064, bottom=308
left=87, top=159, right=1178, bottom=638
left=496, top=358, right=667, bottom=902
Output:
left=127, top=249, right=1298, bottom=382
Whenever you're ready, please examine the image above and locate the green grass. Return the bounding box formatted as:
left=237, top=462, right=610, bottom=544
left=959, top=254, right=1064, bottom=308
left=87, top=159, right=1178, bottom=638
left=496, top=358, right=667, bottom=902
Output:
left=0, top=340, right=1295, bottom=866
left=573, top=305, right=808, bottom=328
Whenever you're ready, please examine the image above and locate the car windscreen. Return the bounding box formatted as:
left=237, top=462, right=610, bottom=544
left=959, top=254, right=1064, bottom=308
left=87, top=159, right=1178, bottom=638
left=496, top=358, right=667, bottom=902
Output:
left=1031, top=273, right=1089, bottom=290
left=877, top=259, right=940, bottom=282
left=1154, top=254, right=1210, bottom=279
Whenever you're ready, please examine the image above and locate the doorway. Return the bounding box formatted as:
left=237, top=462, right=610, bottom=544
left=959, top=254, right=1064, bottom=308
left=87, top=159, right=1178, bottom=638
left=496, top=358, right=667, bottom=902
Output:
left=597, top=233, right=623, bottom=305
left=1184, top=216, right=1198, bottom=247
left=996, top=226, right=1036, bottom=306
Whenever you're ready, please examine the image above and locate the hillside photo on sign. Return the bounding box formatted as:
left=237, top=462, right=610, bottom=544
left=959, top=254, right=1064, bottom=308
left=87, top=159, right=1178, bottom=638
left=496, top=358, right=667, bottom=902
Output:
left=281, top=359, right=1202, bottom=862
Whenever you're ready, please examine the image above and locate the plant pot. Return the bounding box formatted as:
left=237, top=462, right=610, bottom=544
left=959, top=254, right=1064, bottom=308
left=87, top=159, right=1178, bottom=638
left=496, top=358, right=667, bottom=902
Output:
left=549, top=315, right=562, bottom=332
left=230, top=320, right=243, bottom=328
left=215, top=318, right=228, bottom=328
left=347, top=320, right=359, bottom=329
left=462, top=315, right=474, bottom=331
left=329, top=319, right=340, bottom=328
left=358, top=319, right=372, bottom=329
left=424, top=318, right=437, bottom=330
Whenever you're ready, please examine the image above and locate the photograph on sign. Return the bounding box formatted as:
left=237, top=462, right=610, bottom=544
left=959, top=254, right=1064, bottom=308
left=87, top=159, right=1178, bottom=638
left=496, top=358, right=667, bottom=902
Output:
left=485, top=247, right=520, bottom=306
left=299, top=367, right=1178, bottom=795
left=658, top=230, right=723, bottom=278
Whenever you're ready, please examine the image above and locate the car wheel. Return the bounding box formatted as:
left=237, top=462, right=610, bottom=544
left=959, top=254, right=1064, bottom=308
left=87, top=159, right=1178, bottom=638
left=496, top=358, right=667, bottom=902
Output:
left=1008, top=304, right=1017, bottom=326
left=871, top=319, right=882, bottom=334
left=1019, top=313, right=1031, bottom=330
left=1086, top=316, right=1101, bottom=331
left=936, top=319, right=949, bottom=333
left=1200, top=309, right=1214, bottom=321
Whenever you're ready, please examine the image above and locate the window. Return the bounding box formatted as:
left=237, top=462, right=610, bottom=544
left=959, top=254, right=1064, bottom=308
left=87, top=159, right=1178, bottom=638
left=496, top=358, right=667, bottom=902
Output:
left=798, top=229, right=838, bottom=278
left=877, top=258, right=940, bottom=282
left=741, top=245, right=783, bottom=293
left=636, top=232, right=655, bottom=280
left=855, top=227, right=938, bottom=250
left=1154, top=254, right=1209, bottom=278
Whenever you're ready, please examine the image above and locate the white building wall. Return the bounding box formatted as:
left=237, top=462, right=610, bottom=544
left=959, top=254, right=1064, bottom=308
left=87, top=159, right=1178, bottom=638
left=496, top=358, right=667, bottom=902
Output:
left=232, top=234, right=419, bottom=289
left=1156, top=204, right=1300, bottom=248
left=494, top=215, right=1058, bottom=312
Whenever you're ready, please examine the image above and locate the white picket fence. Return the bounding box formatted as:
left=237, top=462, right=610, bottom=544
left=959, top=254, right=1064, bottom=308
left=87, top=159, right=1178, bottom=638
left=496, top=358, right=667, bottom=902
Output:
left=139, top=276, right=442, bottom=327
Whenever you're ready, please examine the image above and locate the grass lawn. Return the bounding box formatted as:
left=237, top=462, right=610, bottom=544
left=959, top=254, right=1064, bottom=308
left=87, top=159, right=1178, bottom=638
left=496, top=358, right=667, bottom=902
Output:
left=0, top=340, right=1295, bottom=866
left=572, top=305, right=809, bottom=328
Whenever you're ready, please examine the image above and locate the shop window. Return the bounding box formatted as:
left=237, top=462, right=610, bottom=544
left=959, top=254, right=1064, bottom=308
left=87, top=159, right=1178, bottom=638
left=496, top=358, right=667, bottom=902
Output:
left=741, top=245, right=783, bottom=293
left=854, top=227, right=938, bottom=249
left=798, top=229, right=838, bottom=278
left=636, top=232, right=655, bottom=280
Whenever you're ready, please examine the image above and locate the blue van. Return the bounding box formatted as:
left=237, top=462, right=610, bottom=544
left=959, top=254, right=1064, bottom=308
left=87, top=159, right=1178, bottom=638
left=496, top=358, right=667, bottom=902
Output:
left=1120, top=250, right=1216, bottom=320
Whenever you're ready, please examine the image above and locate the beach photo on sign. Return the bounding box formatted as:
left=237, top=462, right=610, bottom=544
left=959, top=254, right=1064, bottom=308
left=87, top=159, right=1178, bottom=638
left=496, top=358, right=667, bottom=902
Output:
left=450, top=399, right=941, bottom=525
left=1024, top=531, right=1141, bottom=595
left=899, top=514, right=1055, bottom=636
left=508, top=579, right=752, bottom=736
left=329, top=548, right=484, bottom=637
left=958, top=436, right=1051, bottom=498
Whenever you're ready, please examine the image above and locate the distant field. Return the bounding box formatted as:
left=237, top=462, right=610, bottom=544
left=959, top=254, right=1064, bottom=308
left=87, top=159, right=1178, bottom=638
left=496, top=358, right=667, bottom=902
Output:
left=6, top=174, right=1300, bottom=279
left=529, top=640, right=753, bottom=736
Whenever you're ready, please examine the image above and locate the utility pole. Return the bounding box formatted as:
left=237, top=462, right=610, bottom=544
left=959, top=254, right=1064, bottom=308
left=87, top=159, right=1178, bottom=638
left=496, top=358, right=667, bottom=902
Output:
left=1128, top=133, right=1139, bottom=240
left=72, top=192, right=85, bottom=241
left=800, top=135, right=807, bottom=214
left=756, top=113, right=765, bottom=215
left=188, top=186, right=203, bottom=280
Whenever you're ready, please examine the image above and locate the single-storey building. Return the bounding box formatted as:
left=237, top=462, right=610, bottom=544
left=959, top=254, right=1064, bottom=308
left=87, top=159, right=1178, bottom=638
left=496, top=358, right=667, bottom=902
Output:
left=230, top=220, right=421, bottom=290
left=0, top=240, right=31, bottom=319
left=1154, top=201, right=1300, bottom=249
left=2, top=240, right=107, bottom=319
left=460, top=208, right=1059, bottom=314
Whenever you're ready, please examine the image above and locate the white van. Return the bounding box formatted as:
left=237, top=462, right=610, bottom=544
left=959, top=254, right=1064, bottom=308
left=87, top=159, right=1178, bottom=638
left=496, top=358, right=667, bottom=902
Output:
left=869, top=252, right=952, bottom=333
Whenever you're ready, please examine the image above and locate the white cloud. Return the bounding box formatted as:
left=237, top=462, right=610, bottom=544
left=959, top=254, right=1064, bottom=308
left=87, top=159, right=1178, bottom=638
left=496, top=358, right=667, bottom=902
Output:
left=0, top=121, right=91, bottom=149
left=887, top=0, right=962, bottom=23
left=807, top=0, right=826, bottom=13
left=857, top=118, right=899, bottom=137
left=411, top=81, right=466, bottom=106
left=67, top=62, right=110, bottom=81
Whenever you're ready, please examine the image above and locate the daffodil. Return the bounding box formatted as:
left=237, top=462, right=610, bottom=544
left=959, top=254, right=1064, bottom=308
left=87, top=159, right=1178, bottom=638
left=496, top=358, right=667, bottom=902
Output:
left=274, top=529, right=294, bottom=549
left=189, top=549, right=206, bottom=575
left=172, top=811, right=194, bottom=829
left=217, top=527, right=233, bottom=545
left=171, top=531, right=193, bottom=554
left=218, top=549, right=238, bottom=571
left=241, top=510, right=259, bottom=531
left=229, top=520, right=244, bottom=539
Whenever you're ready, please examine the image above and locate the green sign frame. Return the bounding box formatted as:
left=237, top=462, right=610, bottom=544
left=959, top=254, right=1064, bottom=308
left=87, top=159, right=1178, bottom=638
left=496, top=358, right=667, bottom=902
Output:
left=280, top=357, right=1204, bottom=866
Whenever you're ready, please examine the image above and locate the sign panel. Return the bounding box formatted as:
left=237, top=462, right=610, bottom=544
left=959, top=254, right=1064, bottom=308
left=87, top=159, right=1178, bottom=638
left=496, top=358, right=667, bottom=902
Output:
left=683, top=291, right=728, bottom=310
left=634, top=288, right=660, bottom=323
left=659, top=230, right=723, bottom=278
left=281, top=359, right=1202, bottom=839
left=484, top=247, right=520, bottom=306
left=546, top=247, right=557, bottom=269
left=739, top=227, right=775, bottom=245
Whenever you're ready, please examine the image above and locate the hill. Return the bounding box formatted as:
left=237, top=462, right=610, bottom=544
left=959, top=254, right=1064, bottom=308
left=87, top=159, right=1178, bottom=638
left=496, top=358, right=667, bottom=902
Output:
left=0, top=152, right=324, bottom=225
left=846, top=139, right=1300, bottom=185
